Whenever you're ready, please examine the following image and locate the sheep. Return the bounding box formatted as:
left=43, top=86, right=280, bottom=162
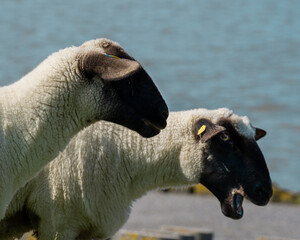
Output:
left=0, top=38, right=168, bottom=220
left=0, top=108, right=273, bottom=240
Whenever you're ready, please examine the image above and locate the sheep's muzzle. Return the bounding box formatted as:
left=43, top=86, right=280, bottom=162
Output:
left=221, top=188, right=245, bottom=220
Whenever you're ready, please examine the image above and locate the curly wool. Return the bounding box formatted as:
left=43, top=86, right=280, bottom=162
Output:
left=0, top=37, right=155, bottom=220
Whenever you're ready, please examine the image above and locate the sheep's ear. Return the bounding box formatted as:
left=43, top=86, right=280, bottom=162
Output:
left=254, top=127, right=267, bottom=141
left=79, top=52, right=141, bottom=81
left=193, top=118, right=225, bottom=143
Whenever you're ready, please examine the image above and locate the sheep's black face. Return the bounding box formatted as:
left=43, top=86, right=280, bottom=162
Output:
left=106, top=68, right=168, bottom=138
left=195, top=118, right=272, bottom=219
left=78, top=51, right=168, bottom=138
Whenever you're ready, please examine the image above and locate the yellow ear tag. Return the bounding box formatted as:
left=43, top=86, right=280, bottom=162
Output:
left=105, top=54, right=120, bottom=59
left=197, top=125, right=206, bottom=135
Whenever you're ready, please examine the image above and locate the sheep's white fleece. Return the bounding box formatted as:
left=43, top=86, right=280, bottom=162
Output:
left=0, top=38, right=135, bottom=219
left=3, top=108, right=255, bottom=240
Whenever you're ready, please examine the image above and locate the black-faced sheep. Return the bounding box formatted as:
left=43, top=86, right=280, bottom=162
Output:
left=0, top=108, right=272, bottom=240
left=0, top=38, right=168, bottom=219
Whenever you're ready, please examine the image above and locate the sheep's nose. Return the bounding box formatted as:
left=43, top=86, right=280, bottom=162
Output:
left=254, top=183, right=273, bottom=205
left=150, top=110, right=168, bottom=130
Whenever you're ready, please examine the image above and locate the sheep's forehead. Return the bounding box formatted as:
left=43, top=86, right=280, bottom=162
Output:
left=79, top=38, right=123, bottom=54
left=206, top=108, right=255, bottom=139
left=227, top=114, right=255, bottom=139
left=188, top=108, right=255, bottom=139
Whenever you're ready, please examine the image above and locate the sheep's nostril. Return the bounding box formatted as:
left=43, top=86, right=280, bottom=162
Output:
left=257, top=188, right=266, bottom=198
left=254, top=184, right=272, bottom=205
left=161, top=111, right=169, bottom=120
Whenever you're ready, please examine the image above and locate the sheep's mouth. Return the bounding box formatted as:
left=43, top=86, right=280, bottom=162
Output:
left=105, top=106, right=167, bottom=138
left=221, top=188, right=245, bottom=220
left=141, top=119, right=163, bottom=136
left=143, top=119, right=166, bottom=130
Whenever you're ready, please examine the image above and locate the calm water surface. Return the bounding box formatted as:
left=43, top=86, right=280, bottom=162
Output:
left=1, top=0, right=300, bottom=192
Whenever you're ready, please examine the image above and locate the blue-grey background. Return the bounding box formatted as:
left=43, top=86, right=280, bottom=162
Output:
left=1, top=0, right=299, bottom=192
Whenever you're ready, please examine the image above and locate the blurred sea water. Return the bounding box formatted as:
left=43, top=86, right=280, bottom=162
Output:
left=0, top=0, right=300, bottom=192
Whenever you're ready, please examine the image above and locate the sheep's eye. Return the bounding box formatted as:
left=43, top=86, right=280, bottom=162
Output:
left=219, top=133, right=230, bottom=141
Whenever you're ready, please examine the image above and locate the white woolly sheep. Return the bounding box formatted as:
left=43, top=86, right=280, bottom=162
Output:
left=0, top=108, right=272, bottom=240
left=0, top=38, right=168, bottom=219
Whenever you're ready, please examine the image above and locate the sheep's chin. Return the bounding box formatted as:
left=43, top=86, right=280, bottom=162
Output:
left=220, top=189, right=245, bottom=220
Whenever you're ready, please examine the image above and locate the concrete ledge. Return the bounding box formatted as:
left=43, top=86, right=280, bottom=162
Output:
left=258, top=237, right=300, bottom=240
left=114, top=226, right=213, bottom=240
left=14, top=227, right=300, bottom=240
left=160, top=225, right=213, bottom=240
left=115, top=229, right=179, bottom=240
